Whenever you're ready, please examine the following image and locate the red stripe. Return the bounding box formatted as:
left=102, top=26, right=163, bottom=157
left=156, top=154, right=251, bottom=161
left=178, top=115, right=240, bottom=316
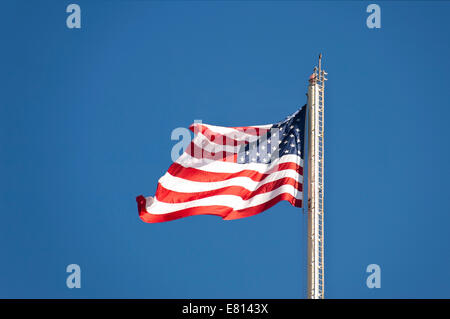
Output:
left=136, top=193, right=302, bottom=223
left=186, top=142, right=238, bottom=162
left=168, top=162, right=303, bottom=183
left=232, top=126, right=269, bottom=136
left=155, top=177, right=302, bottom=203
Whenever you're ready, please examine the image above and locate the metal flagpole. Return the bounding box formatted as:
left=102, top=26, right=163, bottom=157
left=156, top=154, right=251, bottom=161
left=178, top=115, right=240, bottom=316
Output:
left=307, top=54, right=327, bottom=299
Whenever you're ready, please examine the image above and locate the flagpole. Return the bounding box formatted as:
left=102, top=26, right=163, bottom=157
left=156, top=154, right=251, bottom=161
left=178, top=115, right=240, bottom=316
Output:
left=307, top=54, right=327, bottom=299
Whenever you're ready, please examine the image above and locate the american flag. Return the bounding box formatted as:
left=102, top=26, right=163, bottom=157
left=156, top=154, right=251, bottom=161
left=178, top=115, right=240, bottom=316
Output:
left=137, top=105, right=306, bottom=223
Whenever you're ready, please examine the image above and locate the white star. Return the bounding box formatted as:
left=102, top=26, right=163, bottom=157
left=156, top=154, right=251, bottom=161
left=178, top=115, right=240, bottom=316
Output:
left=290, top=143, right=295, bottom=147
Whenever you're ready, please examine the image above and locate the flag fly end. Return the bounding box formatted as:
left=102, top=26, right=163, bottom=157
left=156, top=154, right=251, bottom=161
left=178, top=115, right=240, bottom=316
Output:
left=136, top=195, right=152, bottom=219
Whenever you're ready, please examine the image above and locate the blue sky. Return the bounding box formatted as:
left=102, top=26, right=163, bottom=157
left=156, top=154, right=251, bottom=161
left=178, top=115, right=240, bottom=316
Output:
left=1, top=1, right=449, bottom=298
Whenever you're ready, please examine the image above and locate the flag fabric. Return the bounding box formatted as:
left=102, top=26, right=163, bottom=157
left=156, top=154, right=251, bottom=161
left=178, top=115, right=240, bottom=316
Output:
left=137, top=105, right=306, bottom=223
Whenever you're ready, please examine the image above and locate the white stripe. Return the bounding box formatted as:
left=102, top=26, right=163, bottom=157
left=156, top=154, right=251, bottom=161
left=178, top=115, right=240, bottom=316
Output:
left=175, top=153, right=303, bottom=174
left=191, top=123, right=273, bottom=142
left=146, top=184, right=301, bottom=215
left=159, top=168, right=303, bottom=193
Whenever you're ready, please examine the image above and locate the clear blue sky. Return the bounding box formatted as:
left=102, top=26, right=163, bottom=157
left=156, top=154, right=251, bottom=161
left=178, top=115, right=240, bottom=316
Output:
left=1, top=1, right=449, bottom=298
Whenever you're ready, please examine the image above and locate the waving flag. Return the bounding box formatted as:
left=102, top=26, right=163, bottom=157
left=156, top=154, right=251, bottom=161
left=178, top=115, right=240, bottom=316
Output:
left=137, top=105, right=306, bottom=223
